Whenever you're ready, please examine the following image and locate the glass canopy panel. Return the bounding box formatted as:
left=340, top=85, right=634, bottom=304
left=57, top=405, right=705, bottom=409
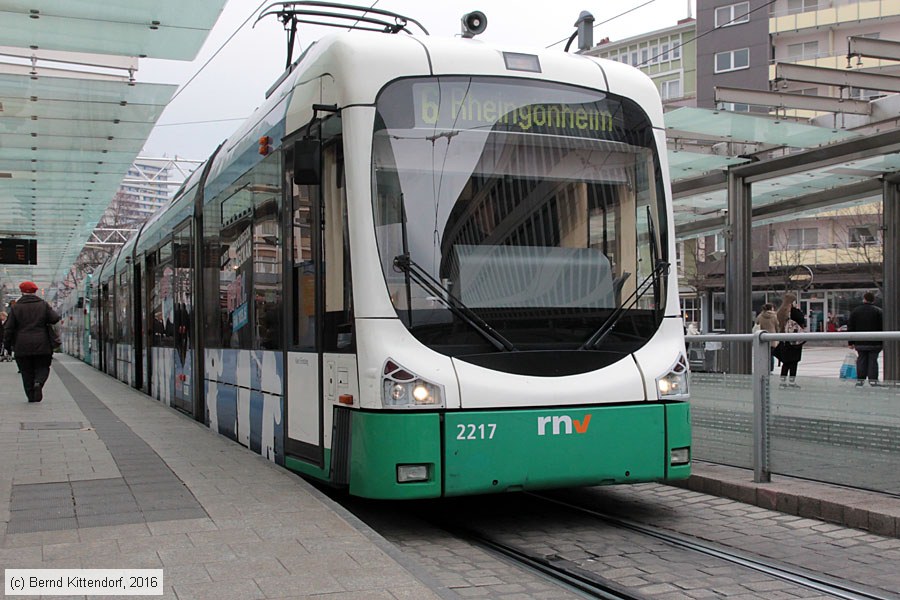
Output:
left=673, top=189, right=728, bottom=226
left=6, top=176, right=125, bottom=192
left=664, top=107, right=860, bottom=148
left=0, top=1, right=227, bottom=60
left=0, top=96, right=162, bottom=123
left=671, top=153, right=900, bottom=238
left=667, top=150, right=750, bottom=181
left=1, top=117, right=154, bottom=139
left=0, top=74, right=176, bottom=290
left=0, top=74, right=176, bottom=105
left=0, top=147, right=140, bottom=165
left=0, top=156, right=137, bottom=170
left=3, top=131, right=146, bottom=152
left=838, top=153, right=900, bottom=173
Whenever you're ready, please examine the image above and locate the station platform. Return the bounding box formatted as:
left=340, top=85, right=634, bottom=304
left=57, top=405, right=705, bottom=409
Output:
left=2, top=356, right=898, bottom=599
left=0, top=355, right=445, bottom=599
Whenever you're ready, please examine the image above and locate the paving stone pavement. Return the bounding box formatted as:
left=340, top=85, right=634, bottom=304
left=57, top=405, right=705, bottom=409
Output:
left=0, top=355, right=447, bottom=599
left=4, top=354, right=899, bottom=599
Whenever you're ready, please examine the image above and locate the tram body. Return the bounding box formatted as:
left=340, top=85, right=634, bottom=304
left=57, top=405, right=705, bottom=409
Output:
left=59, top=274, right=92, bottom=363
left=87, top=30, right=691, bottom=499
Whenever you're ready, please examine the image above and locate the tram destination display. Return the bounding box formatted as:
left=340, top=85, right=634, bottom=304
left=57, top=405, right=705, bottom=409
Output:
left=0, top=238, right=37, bottom=265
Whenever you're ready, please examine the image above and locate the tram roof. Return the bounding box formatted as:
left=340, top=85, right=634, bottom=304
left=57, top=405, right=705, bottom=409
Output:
left=3, top=5, right=900, bottom=297
left=0, top=0, right=227, bottom=300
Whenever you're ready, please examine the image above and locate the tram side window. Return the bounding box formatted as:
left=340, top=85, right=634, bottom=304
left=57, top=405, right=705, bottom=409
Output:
left=220, top=204, right=253, bottom=351
left=102, top=284, right=114, bottom=348
left=90, top=286, right=100, bottom=340
left=291, top=180, right=316, bottom=351
left=254, top=192, right=282, bottom=351
left=116, top=270, right=131, bottom=342
left=152, top=244, right=175, bottom=347
left=323, top=144, right=353, bottom=352
left=173, top=227, right=193, bottom=348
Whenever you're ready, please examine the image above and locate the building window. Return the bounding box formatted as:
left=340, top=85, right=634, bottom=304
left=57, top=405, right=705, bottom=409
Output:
left=661, top=43, right=670, bottom=61
left=672, top=37, right=681, bottom=59
left=641, top=48, right=649, bottom=64
left=849, top=226, right=878, bottom=247
left=631, top=51, right=638, bottom=66
left=661, top=78, right=682, bottom=100
left=787, top=227, right=818, bottom=249
left=715, top=2, right=750, bottom=27
left=720, top=102, right=750, bottom=112
left=650, top=46, right=658, bottom=64
left=681, top=295, right=700, bottom=329
left=849, top=87, right=884, bottom=100
left=787, top=41, right=819, bottom=61
left=715, top=48, right=749, bottom=73
left=788, top=0, right=820, bottom=14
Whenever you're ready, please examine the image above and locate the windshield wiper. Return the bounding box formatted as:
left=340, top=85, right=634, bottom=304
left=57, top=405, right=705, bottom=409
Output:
left=392, top=253, right=517, bottom=352
left=579, top=260, right=669, bottom=351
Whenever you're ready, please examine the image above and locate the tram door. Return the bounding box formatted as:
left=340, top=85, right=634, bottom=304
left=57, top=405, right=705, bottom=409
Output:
left=284, top=141, right=325, bottom=464
left=101, top=282, right=114, bottom=377
left=143, top=253, right=156, bottom=395
left=172, top=224, right=194, bottom=414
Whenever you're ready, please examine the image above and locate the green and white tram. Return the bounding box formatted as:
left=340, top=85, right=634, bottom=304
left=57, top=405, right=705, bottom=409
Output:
left=91, top=4, right=690, bottom=499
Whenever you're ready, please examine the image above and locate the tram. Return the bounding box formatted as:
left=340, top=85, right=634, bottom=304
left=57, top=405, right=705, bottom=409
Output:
left=58, top=274, right=92, bottom=363
left=84, top=4, right=691, bottom=499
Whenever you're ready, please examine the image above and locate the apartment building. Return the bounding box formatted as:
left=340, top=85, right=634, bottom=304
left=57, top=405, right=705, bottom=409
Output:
left=677, top=0, right=900, bottom=331
left=586, top=17, right=698, bottom=106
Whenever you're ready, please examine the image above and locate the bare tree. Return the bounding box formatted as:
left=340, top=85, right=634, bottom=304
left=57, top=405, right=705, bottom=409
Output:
left=830, top=202, right=883, bottom=293
left=767, top=226, right=813, bottom=292
left=678, top=236, right=714, bottom=312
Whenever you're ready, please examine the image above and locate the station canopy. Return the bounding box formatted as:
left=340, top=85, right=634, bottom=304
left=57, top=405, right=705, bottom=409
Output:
left=0, top=0, right=227, bottom=298
left=665, top=106, right=900, bottom=239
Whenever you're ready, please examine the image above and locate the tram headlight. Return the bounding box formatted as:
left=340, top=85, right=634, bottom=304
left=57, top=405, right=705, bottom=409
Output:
left=656, top=354, right=690, bottom=400
left=390, top=383, right=407, bottom=402
left=382, top=359, right=445, bottom=408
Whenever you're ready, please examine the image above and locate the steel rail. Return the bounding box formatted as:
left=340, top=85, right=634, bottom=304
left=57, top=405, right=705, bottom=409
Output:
left=533, top=493, right=897, bottom=600
left=443, top=523, right=646, bottom=600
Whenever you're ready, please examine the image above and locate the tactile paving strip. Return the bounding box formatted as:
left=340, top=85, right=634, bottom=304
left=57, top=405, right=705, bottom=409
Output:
left=7, top=364, right=207, bottom=533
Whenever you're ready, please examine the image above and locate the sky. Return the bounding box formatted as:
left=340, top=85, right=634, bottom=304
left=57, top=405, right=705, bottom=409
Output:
left=138, top=0, right=695, bottom=161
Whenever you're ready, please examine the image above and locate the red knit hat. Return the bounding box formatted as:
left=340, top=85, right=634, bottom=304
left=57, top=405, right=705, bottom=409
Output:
left=19, top=281, right=38, bottom=293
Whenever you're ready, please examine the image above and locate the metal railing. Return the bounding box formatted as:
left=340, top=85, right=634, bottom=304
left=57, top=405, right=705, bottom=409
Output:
left=686, top=331, right=900, bottom=490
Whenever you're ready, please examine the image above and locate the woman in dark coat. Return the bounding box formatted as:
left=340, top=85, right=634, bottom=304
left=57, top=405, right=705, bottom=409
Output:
left=0, top=310, right=7, bottom=357
left=2, top=281, right=60, bottom=403
left=775, top=292, right=806, bottom=388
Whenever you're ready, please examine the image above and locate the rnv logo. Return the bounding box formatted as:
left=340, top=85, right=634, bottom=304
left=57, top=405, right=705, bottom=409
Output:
left=537, top=414, right=592, bottom=436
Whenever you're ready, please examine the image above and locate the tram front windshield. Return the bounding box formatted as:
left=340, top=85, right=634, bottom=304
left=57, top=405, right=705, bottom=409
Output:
left=372, top=76, right=668, bottom=360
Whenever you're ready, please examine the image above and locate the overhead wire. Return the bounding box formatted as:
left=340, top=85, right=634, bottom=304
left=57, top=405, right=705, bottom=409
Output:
left=169, top=0, right=270, bottom=104
left=153, top=117, right=247, bottom=127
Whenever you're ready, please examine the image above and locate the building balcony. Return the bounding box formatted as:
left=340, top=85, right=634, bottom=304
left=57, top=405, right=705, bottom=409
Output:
left=768, top=244, right=883, bottom=266
left=770, top=0, right=900, bottom=34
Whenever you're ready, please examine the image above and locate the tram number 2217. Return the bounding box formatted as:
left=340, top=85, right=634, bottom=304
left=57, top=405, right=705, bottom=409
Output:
left=456, top=423, right=497, bottom=440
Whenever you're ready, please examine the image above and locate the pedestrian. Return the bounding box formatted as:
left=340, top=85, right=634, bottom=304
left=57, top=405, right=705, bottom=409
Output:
left=847, top=291, right=883, bottom=387
left=0, top=310, right=7, bottom=359
left=2, top=281, right=60, bottom=403
left=755, top=303, right=778, bottom=372
left=775, top=292, right=806, bottom=388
